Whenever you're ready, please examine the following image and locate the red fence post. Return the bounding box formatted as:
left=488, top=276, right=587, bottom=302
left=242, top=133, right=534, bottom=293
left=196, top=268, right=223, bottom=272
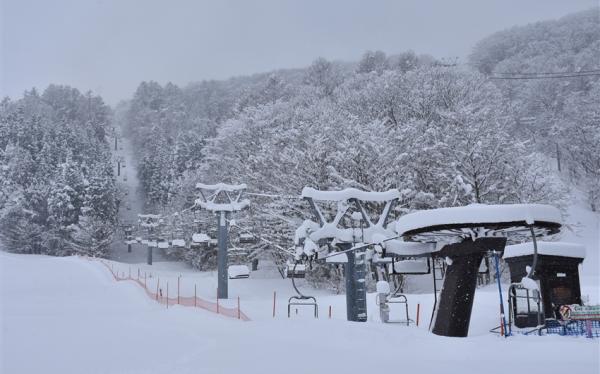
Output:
left=156, top=278, right=160, bottom=301
left=238, top=296, right=241, bottom=319
left=272, top=291, right=276, bottom=318
left=166, top=282, right=169, bottom=309
left=416, top=304, right=420, bottom=327
left=194, top=284, right=197, bottom=307
left=177, top=276, right=180, bottom=305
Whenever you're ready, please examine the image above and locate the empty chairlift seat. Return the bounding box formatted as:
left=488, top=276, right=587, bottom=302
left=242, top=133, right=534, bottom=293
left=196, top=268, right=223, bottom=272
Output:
left=388, top=258, right=430, bottom=275
left=157, top=238, right=169, bottom=249
left=285, top=262, right=306, bottom=278
left=239, top=233, right=256, bottom=244
left=228, top=265, right=250, bottom=279
left=191, top=233, right=211, bottom=248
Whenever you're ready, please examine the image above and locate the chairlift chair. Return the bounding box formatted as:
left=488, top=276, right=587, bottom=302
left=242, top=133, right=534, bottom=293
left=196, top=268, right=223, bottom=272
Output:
left=239, top=233, right=256, bottom=244
left=287, top=262, right=318, bottom=318
left=228, top=265, right=250, bottom=279
left=285, top=261, right=306, bottom=278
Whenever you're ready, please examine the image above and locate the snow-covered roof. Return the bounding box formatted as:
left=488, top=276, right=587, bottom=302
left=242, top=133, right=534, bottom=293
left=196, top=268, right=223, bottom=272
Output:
left=196, top=183, right=247, bottom=192
left=396, top=204, right=562, bottom=236
left=503, top=242, right=586, bottom=260
left=195, top=199, right=250, bottom=212
left=192, top=233, right=211, bottom=243
left=171, top=239, right=186, bottom=247
left=158, top=242, right=169, bottom=249
left=301, top=187, right=400, bottom=202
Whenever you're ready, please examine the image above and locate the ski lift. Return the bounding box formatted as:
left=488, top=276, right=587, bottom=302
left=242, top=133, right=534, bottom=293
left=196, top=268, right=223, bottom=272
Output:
left=171, top=239, right=186, bottom=248
left=287, top=262, right=318, bottom=318
left=376, top=281, right=412, bottom=325
left=503, top=241, right=586, bottom=334
left=388, top=257, right=431, bottom=275
left=191, top=232, right=210, bottom=247
left=228, top=265, right=250, bottom=279
left=285, top=261, right=306, bottom=278
left=507, top=283, right=544, bottom=331
left=157, top=237, right=169, bottom=249
left=239, top=233, right=256, bottom=244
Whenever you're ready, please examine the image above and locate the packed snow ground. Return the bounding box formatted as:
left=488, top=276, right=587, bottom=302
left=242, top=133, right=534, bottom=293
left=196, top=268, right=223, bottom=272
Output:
left=2, top=252, right=598, bottom=374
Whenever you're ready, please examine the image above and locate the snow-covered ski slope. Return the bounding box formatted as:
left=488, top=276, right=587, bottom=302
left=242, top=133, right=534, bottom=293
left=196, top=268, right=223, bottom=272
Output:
left=2, top=252, right=598, bottom=374
left=108, top=130, right=170, bottom=263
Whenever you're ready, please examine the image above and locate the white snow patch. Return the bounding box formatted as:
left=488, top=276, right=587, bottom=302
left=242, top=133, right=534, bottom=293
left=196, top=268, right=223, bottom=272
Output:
left=503, top=242, right=586, bottom=259
left=396, top=203, right=562, bottom=235
left=301, top=187, right=400, bottom=202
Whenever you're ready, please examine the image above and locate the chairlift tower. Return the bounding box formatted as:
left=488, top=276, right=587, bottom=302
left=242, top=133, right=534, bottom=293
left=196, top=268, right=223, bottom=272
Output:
left=138, top=214, right=162, bottom=265
left=194, top=183, right=249, bottom=299
left=298, top=187, right=400, bottom=322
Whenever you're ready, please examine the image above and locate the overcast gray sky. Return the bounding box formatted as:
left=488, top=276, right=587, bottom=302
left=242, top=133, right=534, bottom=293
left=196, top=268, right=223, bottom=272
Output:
left=1, top=0, right=597, bottom=105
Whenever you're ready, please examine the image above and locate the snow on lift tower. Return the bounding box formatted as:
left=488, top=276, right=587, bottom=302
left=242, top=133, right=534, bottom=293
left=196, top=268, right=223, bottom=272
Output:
left=395, top=203, right=562, bottom=337
left=194, top=183, right=249, bottom=299
left=296, top=187, right=401, bottom=322
left=138, top=214, right=163, bottom=265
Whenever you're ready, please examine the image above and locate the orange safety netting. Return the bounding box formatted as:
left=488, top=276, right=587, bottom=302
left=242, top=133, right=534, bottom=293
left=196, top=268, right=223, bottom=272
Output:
left=93, top=258, right=250, bottom=321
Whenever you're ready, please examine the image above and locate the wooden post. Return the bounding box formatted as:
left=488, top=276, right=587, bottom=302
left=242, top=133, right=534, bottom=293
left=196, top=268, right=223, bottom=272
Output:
left=137, top=268, right=140, bottom=280
left=416, top=304, right=420, bottom=326
left=194, top=284, right=197, bottom=307
left=272, top=291, right=276, bottom=318
left=329, top=305, right=332, bottom=319
left=177, top=276, right=180, bottom=305
left=156, top=278, right=160, bottom=301
left=237, top=296, right=241, bottom=319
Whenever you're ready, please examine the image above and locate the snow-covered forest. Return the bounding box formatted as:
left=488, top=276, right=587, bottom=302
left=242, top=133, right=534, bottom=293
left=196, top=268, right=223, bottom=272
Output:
left=0, top=87, right=118, bottom=256
left=1, top=8, right=599, bottom=274
left=116, top=8, right=598, bottom=273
